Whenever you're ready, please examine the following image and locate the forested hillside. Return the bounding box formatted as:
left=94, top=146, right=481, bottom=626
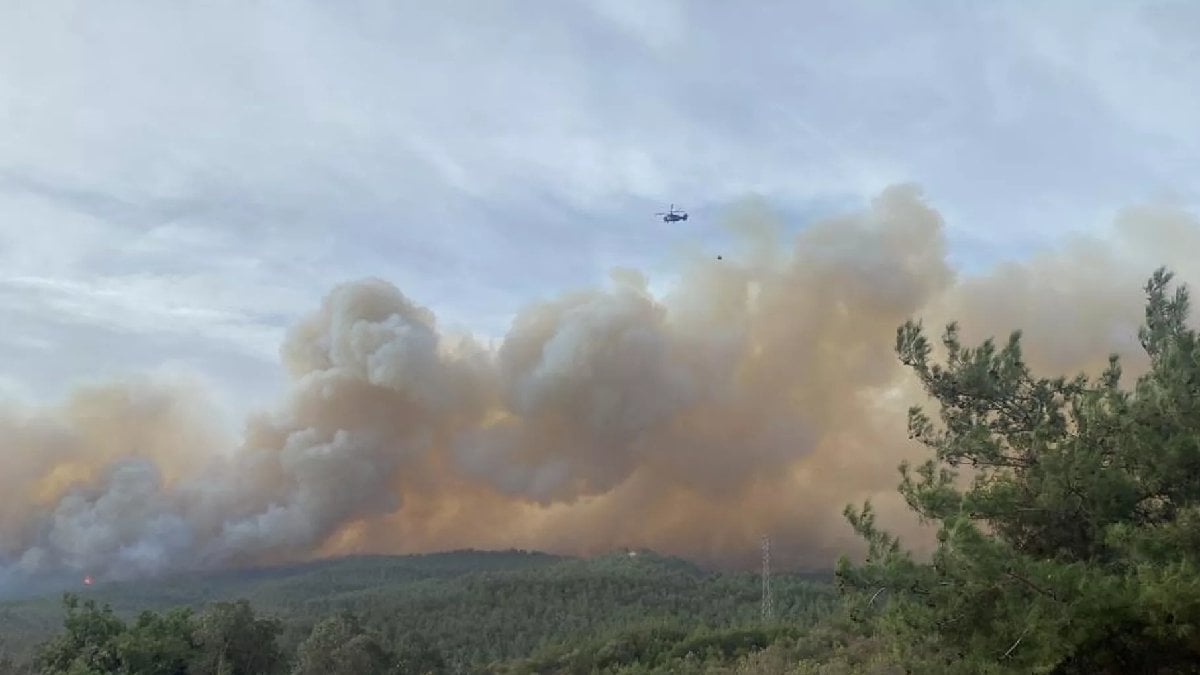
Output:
left=0, top=549, right=840, bottom=673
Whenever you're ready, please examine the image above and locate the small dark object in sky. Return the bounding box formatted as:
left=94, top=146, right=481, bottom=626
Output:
left=655, top=204, right=688, bottom=223
left=717, top=255, right=722, bottom=260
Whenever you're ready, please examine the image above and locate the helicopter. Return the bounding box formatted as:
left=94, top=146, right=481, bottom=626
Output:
left=655, top=204, right=688, bottom=223
left=652, top=203, right=719, bottom=259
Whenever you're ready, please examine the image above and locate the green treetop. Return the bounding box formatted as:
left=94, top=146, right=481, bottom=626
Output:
left=838, top=267, right=1200, bottom=674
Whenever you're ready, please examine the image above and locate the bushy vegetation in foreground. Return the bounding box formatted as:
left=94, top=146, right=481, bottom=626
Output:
left=6, top=267, right=1200, bottom=674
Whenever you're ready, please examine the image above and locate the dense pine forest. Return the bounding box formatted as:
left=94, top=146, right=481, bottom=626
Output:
left=0, top=550, right=848, bottom=674
left=5, top=268, right=1200, bottom=674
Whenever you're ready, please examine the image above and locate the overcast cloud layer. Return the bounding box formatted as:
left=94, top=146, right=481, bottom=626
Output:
left=1, top=1, right=1199, bottom=583
left=2, top=0, right=1197, bottom=409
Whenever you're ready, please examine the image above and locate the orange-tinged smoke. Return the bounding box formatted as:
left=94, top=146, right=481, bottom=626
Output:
left=2, top=185, right=1197, bottom=586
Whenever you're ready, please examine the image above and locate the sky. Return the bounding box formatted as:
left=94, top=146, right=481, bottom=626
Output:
left=1, top=0, right=1198, bottom=420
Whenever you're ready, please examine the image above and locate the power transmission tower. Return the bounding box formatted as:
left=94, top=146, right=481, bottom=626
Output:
left=761, top=534, right=774, bottom=622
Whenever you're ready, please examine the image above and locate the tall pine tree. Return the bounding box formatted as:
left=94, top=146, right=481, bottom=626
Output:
left=838, top=267, right=1200, bottom=674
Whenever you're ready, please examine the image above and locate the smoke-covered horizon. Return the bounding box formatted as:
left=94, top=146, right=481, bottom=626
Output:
left=3, top=184, right=1199, bottom=591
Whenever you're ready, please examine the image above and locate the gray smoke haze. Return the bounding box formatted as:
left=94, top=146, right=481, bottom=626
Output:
left=3, top=184, right=1198, bottom=588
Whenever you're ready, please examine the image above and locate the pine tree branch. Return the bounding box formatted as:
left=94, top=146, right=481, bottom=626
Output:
left=1004, top=570, right=1060, bottom=602
left=1001, top=624, right=1030, bottom=659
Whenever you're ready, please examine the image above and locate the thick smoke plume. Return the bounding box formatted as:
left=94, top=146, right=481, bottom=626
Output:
left=3, top=185, right=1199, bottom=586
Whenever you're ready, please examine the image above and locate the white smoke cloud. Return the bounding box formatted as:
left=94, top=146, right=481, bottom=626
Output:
left=2, top=185, right=1197, bottom=586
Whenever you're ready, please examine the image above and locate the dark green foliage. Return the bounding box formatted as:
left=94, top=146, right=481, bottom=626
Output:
left=191, top=599, right=285, bottom=675
left=28, top=593, right=286, bottom=675
left=34, top=594, right=128, bottom=675
left=0, top=550, right=562, bottom=667
left=7, top=550, right=838, bottom=674
left=291, top=611, right=393, bottom=675
left=113, top=608, right=197, bottom=675
left=838, top=267, right=1200, bottom=674
left=499, top=621, right=802, bottom=674
left=389, top=632, right=447, bottom=675
left=286, top=550, right=835, bottom=670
